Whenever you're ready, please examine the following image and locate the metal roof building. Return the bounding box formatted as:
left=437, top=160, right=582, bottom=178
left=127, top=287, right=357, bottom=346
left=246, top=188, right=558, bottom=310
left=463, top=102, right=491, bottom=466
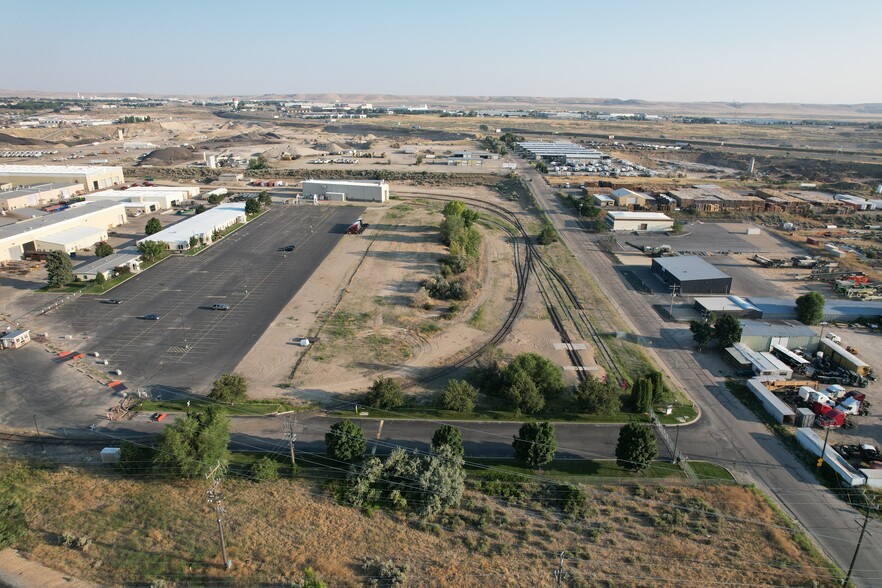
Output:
left=738, top=319, right=820, bottom=352
left=651, top=255, right=732, bottom=294
left=301, top=179, right=389, bottom=203
left=0, top=182, right=84, bottom=211
left=138, top=202, right=246, bottom=250
left=0, top=164, right=124, bottom=192
left=694, top=295, right=762, bottom=318
left=516, top=141, right=603, bottom=163
left=605, top=211, right=673, bottom=232
left=33, top=225, right=107, bottom=254
left=73, top=248, right=141, bottom=280
left=747, top=297, right=882, bottom=322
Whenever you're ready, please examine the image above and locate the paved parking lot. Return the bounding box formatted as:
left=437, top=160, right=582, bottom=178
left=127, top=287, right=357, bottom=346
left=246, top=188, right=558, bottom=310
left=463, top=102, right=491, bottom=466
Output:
left=45, top=204, right=365, bottom=393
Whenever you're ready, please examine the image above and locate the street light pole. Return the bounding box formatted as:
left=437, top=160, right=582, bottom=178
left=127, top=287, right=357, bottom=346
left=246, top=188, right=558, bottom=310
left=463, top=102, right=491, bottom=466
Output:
left=817, top=424, right=831, bottom=469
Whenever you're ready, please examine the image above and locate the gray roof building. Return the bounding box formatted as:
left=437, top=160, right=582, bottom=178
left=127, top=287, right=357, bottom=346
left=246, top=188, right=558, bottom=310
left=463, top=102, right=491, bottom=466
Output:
left=651, top=255, right=732, bottom=294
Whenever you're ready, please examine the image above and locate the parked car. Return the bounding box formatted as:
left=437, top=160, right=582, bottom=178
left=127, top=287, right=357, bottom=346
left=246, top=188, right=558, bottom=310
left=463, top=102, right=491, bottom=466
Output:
left=143, top=314, right=161, bottom=320
left=150, top=413, right=167, bottom=422
left=105, top=299, right=122, bottom=304
left=284, top=245, right=296, bottom=252
left=211, top=303, right=230, bottom=311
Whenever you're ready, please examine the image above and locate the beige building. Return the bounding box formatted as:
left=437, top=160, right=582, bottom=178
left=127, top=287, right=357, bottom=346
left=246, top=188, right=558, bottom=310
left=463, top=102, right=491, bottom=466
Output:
left=0, top=201, right=127, bottom=262
left=302, top=179, right=389, bottom=203
left=0, top=182, right=84, bottom=211
left=0, top=165, right=124, bottom=192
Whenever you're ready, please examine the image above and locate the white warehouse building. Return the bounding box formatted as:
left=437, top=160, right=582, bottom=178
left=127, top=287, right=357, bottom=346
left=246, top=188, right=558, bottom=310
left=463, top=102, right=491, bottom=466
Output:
left=0, top=201, right=127, bottom=262
left=0, top=165, right=125, bottom=192
left=89, top=186, right=199, bottom=212
left=138, top=202, right=246, bottom=250
left=605, top=211, right=673, bottom=232
left=302, top=179, right=389, bottom=203
left=33, top=226, right=108, bottom=256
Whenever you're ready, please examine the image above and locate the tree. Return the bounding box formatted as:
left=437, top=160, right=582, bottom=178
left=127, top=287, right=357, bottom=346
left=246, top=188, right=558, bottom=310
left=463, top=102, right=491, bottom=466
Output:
left=442, top=200, right=467, bottom=219
left=250, top=456, right=280, bottom=482
left=195, top=204, right=207, bottom=214
left=439, top=379, right=478, bottom=412
left=512, top=421, right=557, bottom=469
left=153, top=407, right=231, bottom=477
left=258, top=191, right=272, bottom=207
left=145, top=217, right=162, bottom=236
left=247, top=155, right=268, bottom=170
left=507, top=353, right=563, bottom=400
left=537, top=222, right=558, bottom=245
left=534, top=161, right=548, bottom=174
left=415, top=154, right=424, bottom=165
left=504, top=367, right=545, bottom=414
left=207, top=194, right=224, bottom=205
left=593, top=219, right=608, bottom=233
left=367, top=377, right=404, bottom=409
left=209, top=372, right=248, bottom=403
left=326, top=420, right=366, bottom=462
left=795, top=291, right=825, bottom=325
left=630, top=377, right=653, bottom=413
left=94, top=241, right=113, bottom=257
left=572, top=376, right=622, bottom=415
left=245, top=198, right=261, bottom=215
left=45, top=251, right=73, bottom=288
left=301, top=568, right=327, bottom=588
left=714, top=314, right=743, bottom=348
left=0, top=496, right=27, bottom=550
left=118, top=440, right=155, bottom=476
left=431, top=424, right=464, bottom=458
left=94, top=272, right=106, bottom=285
left=615, top=422, right=658, bottom=473
left=671, top=219, right=685, bottom=234
left=648, top=371, right=667, bottom=402
left=189, top=235, right=198, bottom=249
left=689, top=319, right=714, bottom=351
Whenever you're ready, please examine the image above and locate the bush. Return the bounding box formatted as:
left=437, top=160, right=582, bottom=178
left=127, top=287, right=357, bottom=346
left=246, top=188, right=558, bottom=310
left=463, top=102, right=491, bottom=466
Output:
left=118, top=440, right=156, bottom=476
left=326, top=420, right=367, bottom=462
left=367, top=377, right=404, bottom=409
left=537, top=222, right=558, bottom=245
left=541, top=483, right=588, bottom=517
left=250, top=456, right=280, bottom=482
left=439, top=380, right=478, bottom=412
left=94, top=241, right=113, bottom=257
left=572, top=377, right=622, bottom=415
left=209, top=372, right=248, bottom=403
left=0, top=496, right=27, bottom=549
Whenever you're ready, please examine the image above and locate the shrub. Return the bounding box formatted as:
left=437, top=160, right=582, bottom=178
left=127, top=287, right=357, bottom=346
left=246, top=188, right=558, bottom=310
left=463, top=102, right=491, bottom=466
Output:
left=209, top=372, right=248, bottom=403
left=439, top=380, right=478, bottom=412
left=367, top=377, right=404, bottom=409
left=250, top=456, right=280, bottom=482
left=0, top=496, right=27, bottom=549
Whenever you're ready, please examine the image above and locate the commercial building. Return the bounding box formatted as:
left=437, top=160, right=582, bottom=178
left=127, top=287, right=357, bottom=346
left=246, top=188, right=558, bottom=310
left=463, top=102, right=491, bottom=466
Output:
left=0, top=201, right=127, bottom=262
left=610, top=188, right=653, bottom=208
left=0, top=165, right=124, bottom=192
left=0, top=329, right=31, bottom=349
left=605, top=211, right=673, bottom=232
left=138, top=202, right=246, bottom=250
left=727, top=344, right=793, bottom=380
left=516, top=141, right=603, bottom=164
left=592, top=194, right=614, bottom=207
left=737, top=319, right=819, bottom=353
left=301, top=179, right=389, bottom=203
left=651, top=255, right=732, bottom=295
left=668, top=185, right=764, bottom=212
left=33, top=226, right=107, bottom=255
left=0, top=182, right=84, bottom=211
left=818, top=338, right=870, bottom=376
left=90, top=186, right=199, bottom=211
left=73, top=248, right=141, bottom=281
left=747, top=297, right=882, bottom=323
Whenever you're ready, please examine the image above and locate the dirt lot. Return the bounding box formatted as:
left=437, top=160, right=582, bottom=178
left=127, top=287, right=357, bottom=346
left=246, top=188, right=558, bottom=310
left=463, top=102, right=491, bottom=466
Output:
left=0, top=461, right=843, bottom=587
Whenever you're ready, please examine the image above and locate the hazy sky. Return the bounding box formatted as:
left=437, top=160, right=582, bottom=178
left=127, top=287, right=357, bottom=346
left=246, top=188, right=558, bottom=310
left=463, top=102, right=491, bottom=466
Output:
left=4, top=0, right=880, bottom=103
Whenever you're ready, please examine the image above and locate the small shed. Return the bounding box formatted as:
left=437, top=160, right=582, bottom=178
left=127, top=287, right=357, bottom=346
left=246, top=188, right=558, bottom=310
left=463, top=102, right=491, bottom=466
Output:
left=100, top=447, right=121, bottom=464
left=0, top=329, right=31, bottom=349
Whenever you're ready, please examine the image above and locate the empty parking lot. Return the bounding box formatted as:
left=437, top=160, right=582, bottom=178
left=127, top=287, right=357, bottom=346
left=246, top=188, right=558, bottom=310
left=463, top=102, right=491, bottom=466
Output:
left=44, top=204, right=365, bottom=393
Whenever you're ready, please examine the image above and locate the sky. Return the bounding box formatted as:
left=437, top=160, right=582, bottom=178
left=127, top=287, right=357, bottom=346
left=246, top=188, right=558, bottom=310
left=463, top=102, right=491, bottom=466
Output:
left=3, top=0, right=881, bottom=104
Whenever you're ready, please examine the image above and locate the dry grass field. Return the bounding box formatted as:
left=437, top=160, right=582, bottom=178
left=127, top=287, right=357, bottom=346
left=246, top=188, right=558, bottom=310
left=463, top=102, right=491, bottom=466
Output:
left=0, top=459, right=844, bottom=587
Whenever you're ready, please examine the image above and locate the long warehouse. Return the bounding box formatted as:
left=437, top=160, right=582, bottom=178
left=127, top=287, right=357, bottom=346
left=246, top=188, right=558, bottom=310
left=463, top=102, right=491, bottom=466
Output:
left=138, top=202, right=246, bottom=250
left=301, top=179, right=389, bottom=203
left=0, top=165, right=124, bottom=192
left=651, top=255, right=733, bottom=295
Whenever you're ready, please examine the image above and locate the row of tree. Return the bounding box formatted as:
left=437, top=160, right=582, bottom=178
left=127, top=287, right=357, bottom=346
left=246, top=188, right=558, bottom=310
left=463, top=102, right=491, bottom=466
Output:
left=426, top=201, right=482, bottom=300
left=689, top=313, right=743, bottom=351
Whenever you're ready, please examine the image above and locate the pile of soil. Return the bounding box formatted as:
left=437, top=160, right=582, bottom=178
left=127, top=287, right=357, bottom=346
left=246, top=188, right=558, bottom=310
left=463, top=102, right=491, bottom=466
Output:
left=142, top=146, right=195, bottom=164
left=0, top=133, right=55, bottom=147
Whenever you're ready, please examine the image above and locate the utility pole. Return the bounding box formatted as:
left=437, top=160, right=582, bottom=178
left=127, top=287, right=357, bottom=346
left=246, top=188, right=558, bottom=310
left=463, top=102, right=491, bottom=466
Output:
left=206, top=462, right=232, bottom=571
left=32, top=415, right=45, bottom=454
left=669, top=284, right=679, bottom=315
left=844, top=493, right=876, bottom=586
left=553, top=551, right=567, bottom=588
left=285, top=417, right=297, bottom=468
left=817, top=425, right=832, bottom=469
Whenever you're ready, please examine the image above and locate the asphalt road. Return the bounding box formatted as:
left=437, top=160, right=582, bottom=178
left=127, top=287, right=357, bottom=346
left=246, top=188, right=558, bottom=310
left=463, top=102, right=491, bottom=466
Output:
left=42, top=204, right=365, bottom=393
left=517, top=163, right=882, bottom=587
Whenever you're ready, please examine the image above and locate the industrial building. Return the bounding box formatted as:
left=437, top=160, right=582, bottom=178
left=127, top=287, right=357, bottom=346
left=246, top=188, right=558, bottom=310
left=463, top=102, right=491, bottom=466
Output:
left=747, top=297, right=882, bottom=323
left=610, top=188, right=653, bottom=208
left=73, top=248, right=142, bottom=281
left=90, top=186, right=199, bottom=212
left=0, top=201, right=127, bottom=262
left=301, top=179, right=389, bottom=203
left=0, top=165, right=124, bottom=192
left=33, top=226, right=107, bottom=255
left=651, top=255, right=732, bottom=294
left=668, top=185, right=765, bottom=212
left=737, top=319, right=819, bottom=352
left=693, top=295, right=762, bottom=319
left=0, top=329, right=31, bottom=349
left=0, top=182, right=84, bottom=211
left=605, top=211, right=673, bottom=232
left=727, top=343, right=793, bottom=380
left=138, top=202, right=246, bottom=250
left=515, top=141, right=603, bottom=164
left=818, top=338, right=870, bottom=376
left=593, top=194, right=614, bottom=207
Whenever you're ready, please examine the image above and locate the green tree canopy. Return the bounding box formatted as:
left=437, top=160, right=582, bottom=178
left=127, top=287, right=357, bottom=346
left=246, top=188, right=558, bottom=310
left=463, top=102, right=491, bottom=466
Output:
left=145, top=217, right=163, bottom=236
left=94, top=241, right=113, bottom=258
left=258, top=191, right=273, bottom=207
left=0, top=496, right=27, bottom=550
left=245, top=198, right=261, bottom=215
left=615, top=422, right=658, bottom=473
left=367, top=377, right=404, bottom=409
left=326, top=420, right=367, bottom=462
left=431, top=424, right=464, bottom=458
left=209, top=372, right=248, bottom=403
left=504, top=366, right=545, bottom=414
left=45, top=250, right=73, bottom=288
left=250, top=456, right=281, bottom=482
left=153, top=407, right=231, bottom=477
left=439, top=379, right=478, bottom=412
left=195, top=204, right=207, bottom=214
left=630, top=377, right=654, bottom=413
left=507, top=353, right=563, bottom=400
left=689, top=319, right=714, bottom=351
left=795, top=291, right=825, bottom=325
left=572, top=377, right=622, bottom=415
left=714, top=314, right=743, bottom=348
left=137, top=240, right=166, bottom=261
left=537, top=222, right=558, bottom=245
left=512, top=421, right=557, bottom=469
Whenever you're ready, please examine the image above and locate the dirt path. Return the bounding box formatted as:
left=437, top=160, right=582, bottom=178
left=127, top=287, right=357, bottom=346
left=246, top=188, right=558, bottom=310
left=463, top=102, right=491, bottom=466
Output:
left=0, top=549, right=99, bottom=588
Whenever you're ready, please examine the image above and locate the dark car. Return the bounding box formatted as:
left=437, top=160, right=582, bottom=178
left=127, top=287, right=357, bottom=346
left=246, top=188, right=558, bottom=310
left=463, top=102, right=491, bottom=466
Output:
left=106, top=299, right=122, bottom=304
left=284, top=245, right=295, bottom=252
left=143, top=314, right=161, bottom=320
left=211, top=303, right=230, bottom=311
